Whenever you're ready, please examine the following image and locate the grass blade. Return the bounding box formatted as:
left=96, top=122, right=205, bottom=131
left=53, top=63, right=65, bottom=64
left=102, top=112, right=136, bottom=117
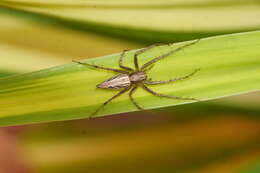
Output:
left=0, top=31, right=260, bottom=126
left=1, top=1, right=260, bottom=43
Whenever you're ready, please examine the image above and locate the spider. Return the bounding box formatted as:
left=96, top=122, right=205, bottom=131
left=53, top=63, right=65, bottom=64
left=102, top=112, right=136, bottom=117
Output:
left=73, top=40, right=200, bottom=116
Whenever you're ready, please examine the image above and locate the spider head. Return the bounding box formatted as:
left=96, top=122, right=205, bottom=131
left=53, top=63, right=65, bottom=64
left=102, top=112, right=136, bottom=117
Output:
left=130, top=72, right=147, bottom=83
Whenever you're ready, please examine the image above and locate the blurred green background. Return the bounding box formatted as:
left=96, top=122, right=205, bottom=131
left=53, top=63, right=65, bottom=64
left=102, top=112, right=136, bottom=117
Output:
left=0, top=0, right=260, bottom=173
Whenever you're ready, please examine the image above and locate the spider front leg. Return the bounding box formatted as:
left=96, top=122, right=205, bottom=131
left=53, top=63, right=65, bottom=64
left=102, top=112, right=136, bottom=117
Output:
left=134, top=43, right=164, bottom=71
left=142, top=85, right=198, bottom=101
left=72, top=60, right=128, bottom=74
left=129, top=85, right=143, bottom=110
left=141, top=39, right=200, bottom=71
left=144, top=68, right=200, bottom=85
left=119, top=50, right=134, bottom=72
left=92, top=86, right=131, bottom=116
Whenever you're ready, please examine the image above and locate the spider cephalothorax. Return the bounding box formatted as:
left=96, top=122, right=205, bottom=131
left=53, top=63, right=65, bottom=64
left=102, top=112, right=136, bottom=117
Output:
left=130, top=72, right=147, bottom=83
left=73, top=40, right=200, bottom=116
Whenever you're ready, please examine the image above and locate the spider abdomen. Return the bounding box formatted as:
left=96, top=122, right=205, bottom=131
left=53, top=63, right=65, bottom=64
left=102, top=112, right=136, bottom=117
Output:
left=97, top=74, right=131, bottom=89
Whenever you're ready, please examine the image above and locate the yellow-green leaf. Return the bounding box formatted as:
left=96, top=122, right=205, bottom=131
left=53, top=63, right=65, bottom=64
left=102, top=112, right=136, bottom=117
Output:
left=0, top=31, right=260, bottom=126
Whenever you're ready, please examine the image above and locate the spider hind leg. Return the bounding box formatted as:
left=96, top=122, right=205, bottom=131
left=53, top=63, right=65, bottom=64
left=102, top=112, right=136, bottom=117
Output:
left=72, top=60, right=128, bottom=74
left=91, top=87, right=131, bottom=117
left=129, top=85, right=143, bottom=110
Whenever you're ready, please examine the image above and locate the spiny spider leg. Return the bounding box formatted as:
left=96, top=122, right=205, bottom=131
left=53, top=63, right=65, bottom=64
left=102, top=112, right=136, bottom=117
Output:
left=92, top=87, right=131, bottom=116
left=119, top=50, right=134, bottom=72
left=144, top=68, right=200, bottom=85
left=141, top=39, right=200, bottom=71
left=134, top=43, right=164, bottom=71
left=73, top=60, right=128, bottom=74
left=144, top=64, right=154, bottom=72
left=129, top=85, right=143, bottom=110
left=142, top=84, right=198, bottom=101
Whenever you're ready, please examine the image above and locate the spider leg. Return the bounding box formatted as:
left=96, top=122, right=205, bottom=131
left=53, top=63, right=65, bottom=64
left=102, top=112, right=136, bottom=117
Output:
left=119, top=50, right=134, bottom=71
left=134, top=43, right=164, bottom=71
left=144, top=68, right=200, bottom=85
left=91, top=86, right=131, bottom=117
left=129, top=85, right=143, bottom=110
left=73, top=60, right=128, bottom=74
left=143, top=64, right=155, bottom=72
left=142, top=84, right=198, bottom=101
left=141, top=39, right=200, bottom=71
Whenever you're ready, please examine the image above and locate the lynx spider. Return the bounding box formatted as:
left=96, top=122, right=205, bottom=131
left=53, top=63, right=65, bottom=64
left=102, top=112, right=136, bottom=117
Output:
left=73, top=40, right=200, bottom=116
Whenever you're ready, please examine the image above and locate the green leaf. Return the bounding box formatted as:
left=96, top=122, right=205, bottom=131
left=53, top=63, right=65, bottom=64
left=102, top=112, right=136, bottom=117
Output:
left=1, top=0, right=260, bottom=43
left=0, top=31, right=260, bottom=126
left=0, top=11, right=140, bottom=73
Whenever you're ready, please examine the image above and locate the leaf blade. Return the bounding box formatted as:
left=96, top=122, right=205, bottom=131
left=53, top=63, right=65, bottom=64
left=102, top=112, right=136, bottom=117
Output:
left=0, top=31, right=260, bottom=126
